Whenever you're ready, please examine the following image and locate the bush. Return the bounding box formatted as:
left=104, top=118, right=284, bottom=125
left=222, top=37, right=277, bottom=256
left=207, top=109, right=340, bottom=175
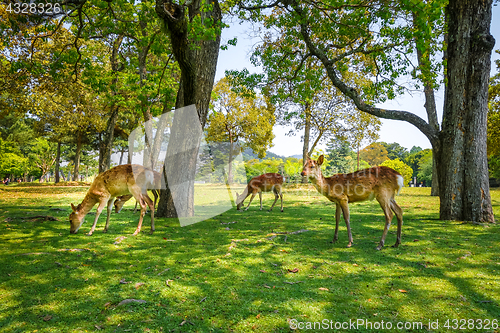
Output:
left=380, top=159, right=413, bottom=186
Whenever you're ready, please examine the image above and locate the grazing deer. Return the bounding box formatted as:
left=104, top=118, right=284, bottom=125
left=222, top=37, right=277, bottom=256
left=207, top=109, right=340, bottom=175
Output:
left=236, top=173, right=284, bottom=212
left=301, top=155, right=404, bottom=250
left=69, top=164, right=155, bottom=236
left=114, top=170, right=161, bottom=213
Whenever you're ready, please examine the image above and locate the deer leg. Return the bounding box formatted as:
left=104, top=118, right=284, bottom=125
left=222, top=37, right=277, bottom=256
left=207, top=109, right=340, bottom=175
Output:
left=390, top=198, right=403, bottom=248
left=103, top=197, right=115, bottom=233
left=244, top=193, right=257, bottom=211
left=259, top=191, right=263, bottom=210
left=142, top=193, right=155, bottom=234
left=332, top=203, right=341, bottom=243
left=152, top=189, right=159, bottom=210
left=377, top=199, right=394, bottom=251
left=279, top=187, right=283, bottom=212
left=129, top=186, right=147, bottom=236
left=339, top=200, right=352, bottom=247
left=269, top=189, right=279, bottom=212
left=88, top=198, right=108, bottom=236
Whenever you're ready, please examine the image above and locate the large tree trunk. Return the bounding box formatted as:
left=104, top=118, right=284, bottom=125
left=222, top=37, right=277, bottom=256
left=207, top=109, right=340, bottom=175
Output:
left=437, top=0, right=495, bottom=222
left=155, top=0, right=222, bottom=218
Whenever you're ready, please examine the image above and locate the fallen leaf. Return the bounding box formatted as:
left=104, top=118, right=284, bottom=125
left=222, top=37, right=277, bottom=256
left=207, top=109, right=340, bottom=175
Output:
left=119, top=278, right=131, bottom=284
left=288, top=268, right=299, bottom=273
left=398, top=289, right=407, bottom=293
left=104, top=302, right=111, bottom=308
left=256, top=313, right=261, bottom=319
left=259, top=270, right=266, bottom=273
left=42, top=315, right=52, bottom=321
left=135, top=282, right=145, bottom=289
left=319, top=287, right=329, bottom=291
left=263, top=284, right=271, bottom=289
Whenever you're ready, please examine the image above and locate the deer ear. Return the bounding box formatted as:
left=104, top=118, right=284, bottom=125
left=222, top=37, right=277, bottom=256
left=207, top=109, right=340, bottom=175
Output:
left=71, top=203, right=77, bottom=212
left=317, top=155, right=324, bottom=166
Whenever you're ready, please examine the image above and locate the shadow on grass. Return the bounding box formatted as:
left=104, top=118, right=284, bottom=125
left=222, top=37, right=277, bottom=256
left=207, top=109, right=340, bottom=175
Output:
left=0, top=187, right=499, bottom=332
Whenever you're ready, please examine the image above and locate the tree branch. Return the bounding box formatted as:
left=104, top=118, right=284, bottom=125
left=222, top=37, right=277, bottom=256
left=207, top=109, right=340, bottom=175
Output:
left=290, top=1, right=439, bottom=145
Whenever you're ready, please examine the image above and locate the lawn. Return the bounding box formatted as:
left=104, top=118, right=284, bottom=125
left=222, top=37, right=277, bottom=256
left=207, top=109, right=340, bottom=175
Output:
left=0, top=184, right=499, bottom=332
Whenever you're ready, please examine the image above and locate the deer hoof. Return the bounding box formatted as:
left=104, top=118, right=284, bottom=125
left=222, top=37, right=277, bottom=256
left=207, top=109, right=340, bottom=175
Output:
left=346, top=243, right=352, bottom=248
left=376, top=245, right=383, bottom=251
left=392, top=243, right=400, bottom=248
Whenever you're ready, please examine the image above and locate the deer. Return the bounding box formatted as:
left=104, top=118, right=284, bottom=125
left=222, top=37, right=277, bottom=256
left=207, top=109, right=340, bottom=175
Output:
left=69, top=164, right=155, bottom=236
left=301, top=155, right=404, bottom=250
left=113, top=170, right=161, bottom=214
left=236, top=173, right=284, bottom=212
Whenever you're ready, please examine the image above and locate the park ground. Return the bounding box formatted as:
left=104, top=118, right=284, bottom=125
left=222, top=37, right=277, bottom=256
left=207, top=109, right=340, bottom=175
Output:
left=0, top=184, right=499, bottom=332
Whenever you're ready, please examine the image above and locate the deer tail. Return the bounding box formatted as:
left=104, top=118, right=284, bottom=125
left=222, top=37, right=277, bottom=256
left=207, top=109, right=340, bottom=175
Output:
left=396, top=175, right=404, bottom=195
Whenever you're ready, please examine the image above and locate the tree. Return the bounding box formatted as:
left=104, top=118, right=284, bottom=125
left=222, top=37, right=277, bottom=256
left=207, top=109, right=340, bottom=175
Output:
left=155, top=0, right=223, bottom=218
left=205, top=78, right=275, bottom=183
left=380, top=142, right=409, bottom=161
left=29, top=138, right=57, bottom=182
left=360, top=142, right=389, bottom=167
left=417, top=151, right=433, bottom=186
left=380, top=159, right=413, bottom=187
left=238, top=0, right=495, bottom=222
left=283, top=158, right=302, bottom=183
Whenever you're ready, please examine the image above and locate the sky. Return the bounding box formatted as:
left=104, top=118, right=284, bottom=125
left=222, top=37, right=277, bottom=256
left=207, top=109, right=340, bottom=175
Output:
left=214, top=6, right=500, bottom=158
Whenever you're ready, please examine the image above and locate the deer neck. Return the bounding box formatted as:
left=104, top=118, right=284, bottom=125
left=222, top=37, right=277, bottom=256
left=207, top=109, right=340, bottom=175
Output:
left=309, top=172, right=329, bottom=194
left=77, top=192, right=100, bottom=218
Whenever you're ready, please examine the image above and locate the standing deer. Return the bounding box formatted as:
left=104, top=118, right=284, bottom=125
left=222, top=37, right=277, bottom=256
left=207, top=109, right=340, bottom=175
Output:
left=69, top=164, right=155, bottom=236
left=114, top=170, right=161, bottom=213
left=301, top=155, right=404, bottom=250
left=236, top=173, right=284, bottom=212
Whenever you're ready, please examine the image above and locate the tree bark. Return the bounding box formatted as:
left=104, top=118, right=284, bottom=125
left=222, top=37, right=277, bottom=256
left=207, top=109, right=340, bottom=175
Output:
left=438, top=0, right=495, bottom=222
left=413, top=10, right=441, bottom=196
left=99, top=34, right=124, bottom=173
left=72, top=132, right=82, bottom=181
left=155, top=0, right=222, bottom=218
left=301, top=102, right=311, bottom=183
left=54, top=141, right=61, bottom=183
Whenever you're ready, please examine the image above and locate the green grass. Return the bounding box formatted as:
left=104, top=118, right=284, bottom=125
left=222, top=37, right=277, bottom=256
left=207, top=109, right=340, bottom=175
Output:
left=0, top=185, right=499, bottom=332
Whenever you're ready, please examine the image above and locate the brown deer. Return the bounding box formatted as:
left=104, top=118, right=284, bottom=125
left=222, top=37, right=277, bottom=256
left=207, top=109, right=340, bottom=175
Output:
left=69, top=164, right=155, bottom=236
left=114, top=170, right=161, bottom=213
left=236, top=173, right=284, bottom=212
left=301, top=155, right=404, bottom=250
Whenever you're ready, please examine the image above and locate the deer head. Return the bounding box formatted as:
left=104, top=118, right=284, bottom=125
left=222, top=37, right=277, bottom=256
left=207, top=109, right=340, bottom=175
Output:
left=235, top=192, right=245, bottom=210
left=301, top=155, right=324, bottom=180
left=69, top=203, right=85, bottom=234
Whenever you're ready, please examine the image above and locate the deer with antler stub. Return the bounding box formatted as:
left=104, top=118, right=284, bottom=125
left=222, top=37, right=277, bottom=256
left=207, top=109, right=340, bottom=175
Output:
left=236, top=173, right=284, bottom=212
left=69, top=164, right=155, bottom=236
left=301, top=155, right=404, bottom=250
